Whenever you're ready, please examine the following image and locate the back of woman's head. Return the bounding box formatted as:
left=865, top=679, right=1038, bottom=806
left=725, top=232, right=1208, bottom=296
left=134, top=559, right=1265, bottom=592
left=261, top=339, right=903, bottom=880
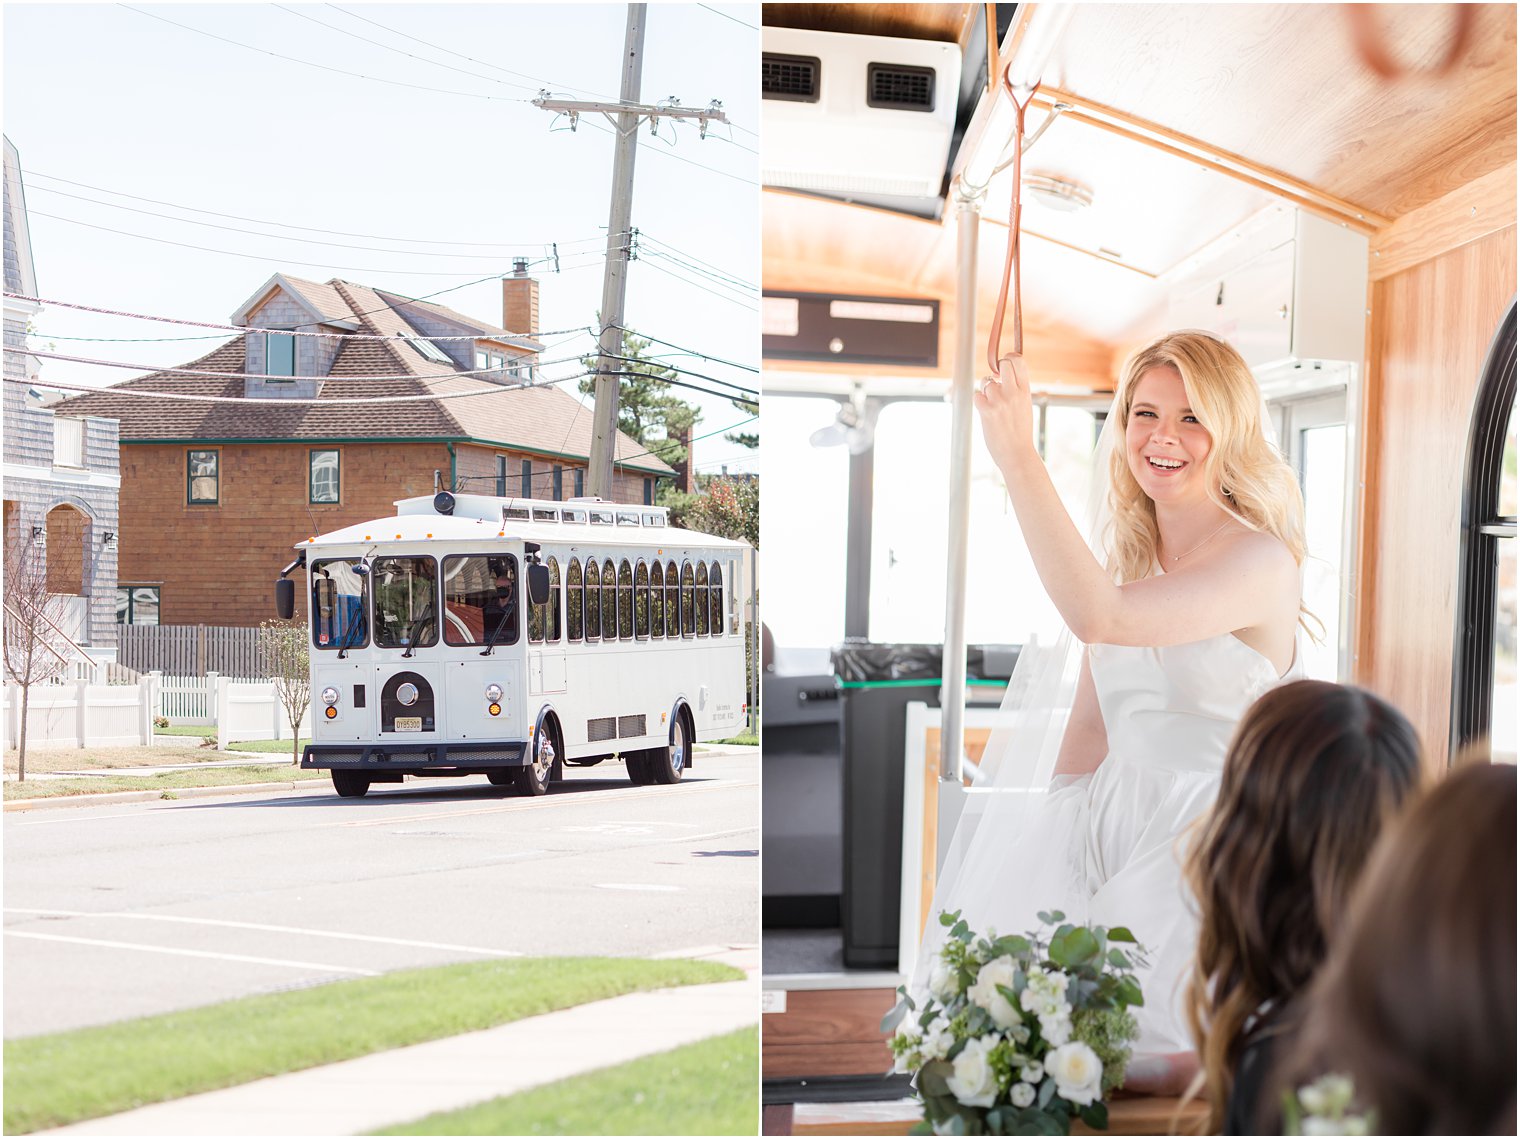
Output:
left=1290, top=761, right=1516, bottom=1134
left=1106, top=330, right=1306, bottom=583
left=1185, top=681, right=1424, bottom=1130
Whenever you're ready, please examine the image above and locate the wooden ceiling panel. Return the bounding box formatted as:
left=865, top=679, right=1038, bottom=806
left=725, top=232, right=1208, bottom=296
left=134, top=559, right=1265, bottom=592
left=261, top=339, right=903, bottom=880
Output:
left=1046, top=4, right=1516, bottom=220
left=761, top=3, right=976, bottom=45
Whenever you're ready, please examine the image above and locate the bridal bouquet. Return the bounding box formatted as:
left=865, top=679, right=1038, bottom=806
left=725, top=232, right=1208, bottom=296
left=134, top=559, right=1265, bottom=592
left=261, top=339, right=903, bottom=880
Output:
left=884, top=910, right=1147, bottom=1136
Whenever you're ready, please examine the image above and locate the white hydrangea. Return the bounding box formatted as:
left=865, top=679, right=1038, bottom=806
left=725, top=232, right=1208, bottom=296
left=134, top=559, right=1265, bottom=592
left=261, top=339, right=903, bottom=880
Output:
left=1010, top=1082, right=1036, bottom=1108
left=929, top=956, right=959, bottom=1002
left=1019, top=1061, right=1044, bottom=1084
left=920, top=1015, right=955, bottom=1061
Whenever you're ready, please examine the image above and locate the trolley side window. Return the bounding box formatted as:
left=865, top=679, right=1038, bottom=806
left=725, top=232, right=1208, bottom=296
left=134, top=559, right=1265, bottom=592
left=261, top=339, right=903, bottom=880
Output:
left=618, top=559, right=634, bottom=640
left=567, top=558, right=584, bottom=641
left=311, top=559, right=367, bottom=650
left=635, top=559, right=650, bottom=639
left=650, top=560, right=665, bottom=639
left=695, top=561, right=709, bottom=636
left=601, top=558, right=618, bottom=641
left=665, top=560, right=680, bottom=638
left=443, top=554, right=519, bottom=647
left=584, top=559, right=601, bottom=640
left=710, top=561, right=724, bottom=637
left=681, top=561, right=696, bottom=637
left=526, top=556, right=561, bottom=645
left=373, top=556, right=439, bottom=649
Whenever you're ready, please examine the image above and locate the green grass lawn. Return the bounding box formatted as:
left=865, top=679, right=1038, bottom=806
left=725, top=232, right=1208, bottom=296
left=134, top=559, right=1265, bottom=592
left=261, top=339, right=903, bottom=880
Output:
left=156, top=725, right=311, bottom=754
left=4, top=957, right=742, bottom=1135
left=375, top=1027, right=758, bottom=1136
left=711, top=730, right=758, bottom=746
left=3, top=765, right=325, bottom=801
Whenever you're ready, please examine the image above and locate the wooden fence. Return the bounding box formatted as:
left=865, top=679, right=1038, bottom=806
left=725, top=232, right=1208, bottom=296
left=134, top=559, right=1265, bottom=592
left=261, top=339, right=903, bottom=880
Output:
left=117, top=625, right=263, bottom=678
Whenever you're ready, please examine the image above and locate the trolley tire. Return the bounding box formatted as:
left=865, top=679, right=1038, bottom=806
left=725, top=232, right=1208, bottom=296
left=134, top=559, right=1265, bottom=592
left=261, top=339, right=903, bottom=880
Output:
left=626, top=751, right=652, bottom=785
left=332, top=770, right=371, bottom=798
left=512, top=727, right=556, bottom=797
left=486, top=770, right=513, bottom=787
left=649, top=714, right=690, bottom=786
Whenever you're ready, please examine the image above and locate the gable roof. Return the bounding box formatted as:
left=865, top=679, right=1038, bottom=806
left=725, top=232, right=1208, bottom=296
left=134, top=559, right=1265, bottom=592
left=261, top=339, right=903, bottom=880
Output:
left=52, top=275, right=672, bottom=475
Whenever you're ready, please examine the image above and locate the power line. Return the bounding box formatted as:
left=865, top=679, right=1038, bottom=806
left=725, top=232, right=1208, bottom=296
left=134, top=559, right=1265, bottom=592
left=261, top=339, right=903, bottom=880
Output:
left=637, top=256, right=758, bottom=312
left=326, top=4, right=620, bottom=102
left=642, top=247, right=758, bottom=298
left=25, top=183, right=575, bottom=262
left=637, top=230, right=757, bottom=288
left=580, top=117, right=760, bottom=187
left=600, top=354, right=758, bottom=397
left=23, top=171, right=607, bottom=251
left=121, top=5, right=532, bottom=103
left=610, top=326, right=758, bottom=374
left=615, top=414, right=759, bottom=466
left=587, top=368, right=757, bottom=408
left=6, top=291, right=590, bottom=343
left=27, top=209, right=538, bottom=278
left=697, top=4, right=761, bottom=32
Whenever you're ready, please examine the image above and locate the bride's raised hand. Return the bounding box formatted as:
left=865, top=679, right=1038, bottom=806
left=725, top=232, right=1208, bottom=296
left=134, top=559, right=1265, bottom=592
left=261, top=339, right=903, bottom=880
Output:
left=973, top=353, right=1038, bottom=473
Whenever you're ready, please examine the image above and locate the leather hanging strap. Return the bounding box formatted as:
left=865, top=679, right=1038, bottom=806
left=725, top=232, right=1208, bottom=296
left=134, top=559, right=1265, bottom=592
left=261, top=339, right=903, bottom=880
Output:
left=986, top=73, right=1039, bottom=376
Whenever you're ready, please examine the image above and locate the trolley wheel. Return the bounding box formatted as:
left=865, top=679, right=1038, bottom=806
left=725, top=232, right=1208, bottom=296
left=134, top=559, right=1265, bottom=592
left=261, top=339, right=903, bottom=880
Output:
left=486, top=769, right=514, bottom=787
left=626, top=751, right=653, bottom=785
left=649, top=714, right=689, bottom=786
left=512, top=728, right=556, bottom=797
left=331, top=770, right=370, bottom=798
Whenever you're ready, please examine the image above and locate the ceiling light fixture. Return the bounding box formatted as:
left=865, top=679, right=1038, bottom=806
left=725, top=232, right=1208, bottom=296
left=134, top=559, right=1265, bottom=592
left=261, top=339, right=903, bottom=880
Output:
left=1022, top=174, right=1094, bottom=213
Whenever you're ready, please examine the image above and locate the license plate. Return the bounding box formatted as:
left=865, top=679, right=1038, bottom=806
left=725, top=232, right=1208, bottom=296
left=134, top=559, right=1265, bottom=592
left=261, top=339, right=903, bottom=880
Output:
left=394, top=717, right=422, bottom=732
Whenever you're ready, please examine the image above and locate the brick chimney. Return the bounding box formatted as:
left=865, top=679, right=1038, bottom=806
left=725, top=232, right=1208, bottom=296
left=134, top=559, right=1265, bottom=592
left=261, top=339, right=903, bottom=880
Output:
left=501, top=258, right=539, bottom=336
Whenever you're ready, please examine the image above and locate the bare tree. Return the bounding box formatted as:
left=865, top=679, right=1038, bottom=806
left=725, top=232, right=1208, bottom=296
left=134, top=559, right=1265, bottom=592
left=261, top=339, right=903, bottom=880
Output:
left=3, top=530, right=72, bottom=781
left=257, top=619, right=310, bottom=767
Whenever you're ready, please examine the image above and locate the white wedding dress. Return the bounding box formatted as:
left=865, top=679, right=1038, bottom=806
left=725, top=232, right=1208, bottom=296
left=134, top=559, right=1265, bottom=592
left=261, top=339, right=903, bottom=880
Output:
left=1080, top=630, right=1298, bottom=1052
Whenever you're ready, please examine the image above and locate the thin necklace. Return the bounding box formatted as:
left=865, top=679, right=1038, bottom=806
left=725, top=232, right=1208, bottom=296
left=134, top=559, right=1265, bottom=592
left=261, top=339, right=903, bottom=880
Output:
left=1169, top=518, right=1232, bottom=562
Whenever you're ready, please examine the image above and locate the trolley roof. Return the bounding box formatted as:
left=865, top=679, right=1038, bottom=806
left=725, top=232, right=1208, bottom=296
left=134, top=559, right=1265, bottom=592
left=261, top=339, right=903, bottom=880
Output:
left=297, top=494, right=751, bottom=553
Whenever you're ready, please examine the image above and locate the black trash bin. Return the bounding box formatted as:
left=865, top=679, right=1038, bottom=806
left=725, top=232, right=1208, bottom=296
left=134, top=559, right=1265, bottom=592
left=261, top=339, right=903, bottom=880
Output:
left=830, top=642, right=1016, bottom=969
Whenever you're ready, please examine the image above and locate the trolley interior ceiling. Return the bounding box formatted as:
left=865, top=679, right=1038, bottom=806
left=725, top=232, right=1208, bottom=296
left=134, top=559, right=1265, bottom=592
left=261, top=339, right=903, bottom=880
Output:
left=761, top=3, right=1517, bottom=389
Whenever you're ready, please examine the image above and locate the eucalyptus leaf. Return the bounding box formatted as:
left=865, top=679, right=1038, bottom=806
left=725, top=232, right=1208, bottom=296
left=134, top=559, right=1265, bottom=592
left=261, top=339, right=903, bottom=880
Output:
left=1107, top=948, right=1131, bottom=969
left=920, top=1061, right=953, bottom=1097
left=1037, top=1077, right=1056, bottom=1109
left=1117, top=976, right=1145, bottom=1008
left=1107, top=926, right=1136, bottom=943
left=941, top=909, right=962, bottom=928
left=882, top=1000, right=910, bottom=1033
left=1080, top=1101, right=1109, bottom=1130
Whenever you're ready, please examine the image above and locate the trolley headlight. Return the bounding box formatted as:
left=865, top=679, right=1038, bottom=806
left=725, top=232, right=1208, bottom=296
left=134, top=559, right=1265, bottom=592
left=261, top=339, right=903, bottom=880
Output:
left=484, top=683, right=503, bottom=702
left=321, top=686, right=340, bottom=706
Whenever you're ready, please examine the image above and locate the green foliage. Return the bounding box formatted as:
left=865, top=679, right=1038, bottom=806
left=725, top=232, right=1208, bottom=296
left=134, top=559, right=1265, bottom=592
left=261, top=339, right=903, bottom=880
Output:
left=669, top=475, right=758, bottom=547
left=1071, top=1007, right=1138, bottom=1094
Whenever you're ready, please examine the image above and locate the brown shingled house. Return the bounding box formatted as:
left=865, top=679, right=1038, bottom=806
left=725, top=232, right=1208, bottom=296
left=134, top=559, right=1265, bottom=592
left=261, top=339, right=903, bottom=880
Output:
left=53, top=270, right=673, bottom=627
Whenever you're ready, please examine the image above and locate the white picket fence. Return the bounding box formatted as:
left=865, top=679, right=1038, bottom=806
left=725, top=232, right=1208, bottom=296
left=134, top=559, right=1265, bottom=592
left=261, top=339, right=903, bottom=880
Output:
left=3, top=673, right=310, bottom=750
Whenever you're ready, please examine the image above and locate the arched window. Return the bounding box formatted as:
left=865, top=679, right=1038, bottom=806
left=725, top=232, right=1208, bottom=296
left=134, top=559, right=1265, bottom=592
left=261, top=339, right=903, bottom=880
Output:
left=728, top=557, right=740, bottom=635
left=1452, top=301, right=1517, bottom=762
left=710, top=561, right=724, bottom=637
left=695, top=561, right=709, bottom=636
left=635, top=560, right=650, bottom=639
left=650, top=561, right=665, bottom=639
left=584, top=559, right=601, bottom=640
left=666, top=560, right=680, bottom=638
left=566, top=558, right=583, bottom=641
left=681, top=561, right=696, bottom=637
left=547, top=557, right=561, bottom=643
left=601, top=558, right=617, bottom=642
left=618, top=559, right=634, bottom=640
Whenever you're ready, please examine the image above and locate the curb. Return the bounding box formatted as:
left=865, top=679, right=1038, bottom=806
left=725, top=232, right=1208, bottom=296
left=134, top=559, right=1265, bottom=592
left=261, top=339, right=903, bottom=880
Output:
left=4, top=780, right=322, bottom=812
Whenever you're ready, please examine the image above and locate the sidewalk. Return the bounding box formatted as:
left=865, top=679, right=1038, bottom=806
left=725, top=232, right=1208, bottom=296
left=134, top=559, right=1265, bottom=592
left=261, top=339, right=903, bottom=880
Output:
left=42, top=946, right=760, bottom=1136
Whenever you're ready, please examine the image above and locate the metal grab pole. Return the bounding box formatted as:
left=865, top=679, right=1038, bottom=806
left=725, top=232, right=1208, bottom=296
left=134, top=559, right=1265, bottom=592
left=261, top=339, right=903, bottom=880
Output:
left=939, top=186, right=983, bottom=783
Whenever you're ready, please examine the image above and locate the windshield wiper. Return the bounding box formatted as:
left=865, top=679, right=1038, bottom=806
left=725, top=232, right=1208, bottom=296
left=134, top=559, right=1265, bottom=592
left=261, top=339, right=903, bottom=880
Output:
left=401, top=611, right=433, bottom=659
left=335, top=608, right=365, bottom=659
left=479, top=601, right=515, bottom=657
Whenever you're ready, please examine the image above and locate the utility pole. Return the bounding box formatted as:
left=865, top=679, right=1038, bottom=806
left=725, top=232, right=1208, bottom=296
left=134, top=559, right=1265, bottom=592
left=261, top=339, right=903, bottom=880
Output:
left=534, top=3, right=727, bottom=500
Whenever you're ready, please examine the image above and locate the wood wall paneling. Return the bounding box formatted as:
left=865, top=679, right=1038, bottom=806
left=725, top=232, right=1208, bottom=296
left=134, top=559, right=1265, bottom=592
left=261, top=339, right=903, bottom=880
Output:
left=1370, top=162, right=1519, bottom=281
left=1358, top=225, right=1517, bottom=769
left=762, top=987, right=898, bottom=1078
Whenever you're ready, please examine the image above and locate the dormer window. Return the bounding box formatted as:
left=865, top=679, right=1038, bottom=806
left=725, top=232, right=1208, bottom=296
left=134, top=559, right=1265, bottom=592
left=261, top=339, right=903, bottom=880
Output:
left=475, top=349, right=508, bottom=372
left=405, top=334, right=453, bottom=366
left=266, top=330, right=296, bottom=378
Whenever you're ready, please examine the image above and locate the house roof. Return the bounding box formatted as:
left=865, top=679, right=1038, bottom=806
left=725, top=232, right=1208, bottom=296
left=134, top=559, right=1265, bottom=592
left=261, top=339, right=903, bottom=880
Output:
left=52, top=275, right=673, bottom=475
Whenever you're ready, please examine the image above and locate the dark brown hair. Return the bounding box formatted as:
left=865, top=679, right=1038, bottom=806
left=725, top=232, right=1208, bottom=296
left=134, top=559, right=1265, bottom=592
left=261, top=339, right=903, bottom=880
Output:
left=1284, top=760, right=1516, bottom=1134
left=1183, top=680, right=1424, bottom=1132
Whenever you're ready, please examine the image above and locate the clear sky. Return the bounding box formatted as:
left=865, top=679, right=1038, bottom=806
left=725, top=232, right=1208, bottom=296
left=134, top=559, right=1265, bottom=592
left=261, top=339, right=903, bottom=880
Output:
left=3, top=1, right=760, bottom=475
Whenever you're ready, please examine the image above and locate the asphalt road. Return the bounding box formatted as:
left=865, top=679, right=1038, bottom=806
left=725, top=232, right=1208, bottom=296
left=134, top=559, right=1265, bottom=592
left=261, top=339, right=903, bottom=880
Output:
left=3, top=749, right=758, bottom=1039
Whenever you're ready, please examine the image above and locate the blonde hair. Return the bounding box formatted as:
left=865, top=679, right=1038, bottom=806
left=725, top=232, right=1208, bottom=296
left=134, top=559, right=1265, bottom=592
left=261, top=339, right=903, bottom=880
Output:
left=1104, top=330, right=1306, bottom=584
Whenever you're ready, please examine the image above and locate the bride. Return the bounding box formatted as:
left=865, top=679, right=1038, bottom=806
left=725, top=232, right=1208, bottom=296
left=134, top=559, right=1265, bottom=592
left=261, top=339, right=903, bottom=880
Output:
left=949, top=330, right=1306, bottom=1086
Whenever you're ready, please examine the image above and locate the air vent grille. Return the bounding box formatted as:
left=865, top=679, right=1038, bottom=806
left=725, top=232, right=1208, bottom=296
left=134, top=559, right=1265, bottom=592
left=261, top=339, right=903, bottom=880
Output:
left=866, top=63, right=935, bottom=111
left=763, top=53, right=820, bottom=102
left=588, top=716, right=617, bottom=742
left=618, top=714, right=647, bottom=738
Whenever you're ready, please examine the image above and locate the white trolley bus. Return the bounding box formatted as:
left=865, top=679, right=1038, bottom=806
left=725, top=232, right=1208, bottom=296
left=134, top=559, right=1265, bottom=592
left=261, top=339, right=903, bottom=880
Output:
left=275, top=492, right=749, bottom=798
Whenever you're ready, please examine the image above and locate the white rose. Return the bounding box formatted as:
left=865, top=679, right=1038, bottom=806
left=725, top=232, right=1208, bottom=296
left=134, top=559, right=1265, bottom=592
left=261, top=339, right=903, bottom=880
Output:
left=968, top=956, right=1020, bottom=1029
left=1019, top=1062, right=1044, bottom=1084
left=1047, top=1041, right=1104, bottom=1106
left=1300, top=1075, right=1354, bottom=1117
left=929, top=957, right=959, bottom=1002
left=921, top=1016, right=954, bottom=1061
left=944, top=1034, right=1001, bottom=1108
left=1009, top=1081, right=1036, bottom=1108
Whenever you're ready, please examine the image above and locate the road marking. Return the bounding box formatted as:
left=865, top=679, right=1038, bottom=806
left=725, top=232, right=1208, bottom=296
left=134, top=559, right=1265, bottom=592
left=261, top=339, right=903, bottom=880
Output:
left=330, top=780, right=737, bottom=829
left=3, top=908, right=523, bottom=957
left=11, top=809, right=171, bottom=826
left=4, top=930, right=381, bottom=975
left=594, top=883, right=683, bottom=892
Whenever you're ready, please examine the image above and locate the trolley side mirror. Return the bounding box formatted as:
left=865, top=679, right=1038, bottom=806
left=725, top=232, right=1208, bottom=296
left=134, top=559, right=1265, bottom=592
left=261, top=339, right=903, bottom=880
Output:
left=526, top=563, right=550, bottom=607
left=275, top=578, right=295, bottom=620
